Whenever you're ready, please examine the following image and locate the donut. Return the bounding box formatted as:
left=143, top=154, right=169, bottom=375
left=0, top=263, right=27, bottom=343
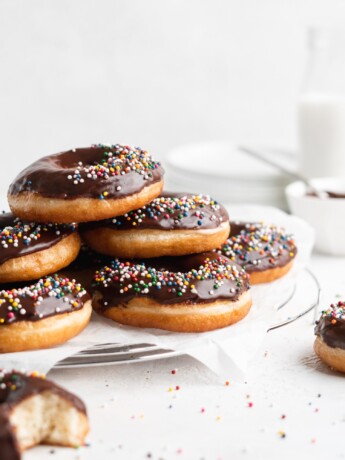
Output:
left=92, top=252, right=252, bottom=332
left=81, top=192, right=230, bottom=258
left=8, top=144, right=164, bottom=223
left=0, top=370, right=89, bottom=458
left=0, top=213, right=81, bottom=283
left=314, top=301, right=345, bottom=373
left=0, top=275, right=92, bottom=353
left=61, top=245, right=111, bottom=295
left=217, top=221, right=297, bottom=284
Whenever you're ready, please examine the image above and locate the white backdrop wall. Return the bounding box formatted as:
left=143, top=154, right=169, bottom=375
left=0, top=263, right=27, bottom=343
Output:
left=0, top=0, right=344, bottom=198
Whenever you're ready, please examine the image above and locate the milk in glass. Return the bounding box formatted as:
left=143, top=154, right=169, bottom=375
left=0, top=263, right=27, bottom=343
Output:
left=298, top=28, right=345, bottom=178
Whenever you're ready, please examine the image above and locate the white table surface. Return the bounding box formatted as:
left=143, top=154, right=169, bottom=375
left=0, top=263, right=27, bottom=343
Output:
left=24, top=253, right=345, bottom=460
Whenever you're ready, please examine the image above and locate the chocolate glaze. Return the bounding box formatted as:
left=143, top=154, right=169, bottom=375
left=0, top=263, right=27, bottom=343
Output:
left=0, top=370, right=87, bottom=460
left=92, top=252, right=250, bottom=311
left=0, top=411, right=19, bottom=460
left=315, top=316, right=345, bottom=350
left=218, top=221, right=297, bottom=273
left=0, top=371, right=86, bottom=412
left=8, top=144, right=164, bottom=200
left=0, top=275, right=89, bottom=325
left=60, top=246, right=111, bottom=295
left=82, top=192, right=229, bottom=231
left=0, top=212, right=76, bottom=265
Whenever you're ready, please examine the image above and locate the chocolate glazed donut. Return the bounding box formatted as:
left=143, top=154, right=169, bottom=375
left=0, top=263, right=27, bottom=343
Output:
left=81, top=192, right=230, bottom=258
left=217, top=221, right=297, bottom=284
left=314, top=301, right=345, bottom=373
left=8, top=144, right=164, bottom=223
left=0, top=213, right=81, bottom=282
left=92, top=252, right=252, bottom=332
left=0, top=275, right=92, bottom=352
left=0, top=370, right=89, bottom=458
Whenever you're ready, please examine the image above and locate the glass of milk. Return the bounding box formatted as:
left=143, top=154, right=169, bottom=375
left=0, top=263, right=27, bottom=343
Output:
left=299, top=28, right=345, bottom=178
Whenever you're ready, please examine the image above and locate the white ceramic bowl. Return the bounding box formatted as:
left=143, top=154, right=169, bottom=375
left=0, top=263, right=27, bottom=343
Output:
left=285, top=178, right=345, bottom=255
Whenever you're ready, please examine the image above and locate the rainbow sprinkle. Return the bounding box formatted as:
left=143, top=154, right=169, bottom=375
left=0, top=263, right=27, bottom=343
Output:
left=0, top=275, right=87, bottom=324
left=110, top=194, right=224, bottom=228
left=0, top=370, right=45, bottom=393
left=0, top=217, right=76, bottom=250
left=94, top=257, right=248, bottom=300
left=320, top=301, right=345, bottom=320
left=219, top=222, right=296, bottom=268
left=67, top=144, right=160, bottom=187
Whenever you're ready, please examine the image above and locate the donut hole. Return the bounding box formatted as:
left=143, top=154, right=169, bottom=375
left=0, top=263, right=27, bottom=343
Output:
left=10, top=391, right=88, bottom=451
left=56, top=148, right=104, bottom=170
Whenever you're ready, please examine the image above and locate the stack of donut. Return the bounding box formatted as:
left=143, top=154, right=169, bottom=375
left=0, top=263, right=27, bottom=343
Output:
left=0, top=143, right=298, bottom=351
left=0, top=143, right=300, bottom=457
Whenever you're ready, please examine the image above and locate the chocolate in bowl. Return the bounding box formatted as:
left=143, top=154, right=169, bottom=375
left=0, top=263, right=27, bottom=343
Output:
left=286, top=178, right=345, bottom=255
left=307, top=191, right=345, bottom=198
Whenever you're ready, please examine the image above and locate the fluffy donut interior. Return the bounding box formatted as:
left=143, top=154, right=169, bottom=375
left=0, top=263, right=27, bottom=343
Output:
left=10, top=392, right=89, bottom=451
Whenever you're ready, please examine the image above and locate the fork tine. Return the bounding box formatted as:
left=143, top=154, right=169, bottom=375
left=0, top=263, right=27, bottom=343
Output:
left=56, top=347, right=176, bottom=368
left=78, top=343, right=156, bottom=355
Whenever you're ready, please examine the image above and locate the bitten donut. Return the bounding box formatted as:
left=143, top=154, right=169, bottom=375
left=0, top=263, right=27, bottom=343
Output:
left=92, top=252, right=252, bottom=332
left=0, top=370, right=89, bottom=459
left=0, top=213, right=81, bottom=283
left=8, top=144, right=164, bottom=223
left=0, top=275, right=92, bottom=352
left=217, top=221, right=297, bottom=284
left=314, top=301, right=345, bottom=373
left=81, top=192, right=230, bottom=258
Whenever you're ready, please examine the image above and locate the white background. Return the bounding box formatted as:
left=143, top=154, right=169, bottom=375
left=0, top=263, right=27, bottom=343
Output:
left=1, top=0, right=345, bottom=199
